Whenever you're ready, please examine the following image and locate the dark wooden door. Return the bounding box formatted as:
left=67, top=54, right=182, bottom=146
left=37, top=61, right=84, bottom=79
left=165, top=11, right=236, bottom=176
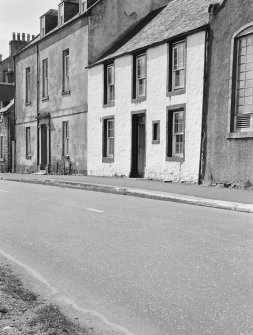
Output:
left=131, top=114, right=146, bottom=177
left=41, top=125, right=47, bottom=170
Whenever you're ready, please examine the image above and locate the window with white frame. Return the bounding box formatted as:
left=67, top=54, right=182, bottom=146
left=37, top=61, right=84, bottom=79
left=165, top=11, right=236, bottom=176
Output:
left=136, top=54, right=146, bottom=98
left=104, top=63, right=115, bottom=105
left=234, top=26, right=253, bottom=131
left=0, top=135, right=4, bottom=160
left=25, top=67, right=31, bottom=104
left=63, top=49, right=70, bottom=93
left=103, top=118, right=114, bottom=160
left=173, top=111, right=184, bottom=157
left=172, top=41, right=186, bottom=91
left=42, top=59, right=48, bottom=99
left=26, top=127, right=31, bottom=158
left=167, top=105, right=185, bottom=160
left=62, top=121, right=69, bottom=156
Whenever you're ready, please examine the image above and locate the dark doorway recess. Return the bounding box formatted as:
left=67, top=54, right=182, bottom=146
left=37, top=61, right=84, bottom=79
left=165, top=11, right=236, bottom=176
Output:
left=131, top=113, right=146, bottom=178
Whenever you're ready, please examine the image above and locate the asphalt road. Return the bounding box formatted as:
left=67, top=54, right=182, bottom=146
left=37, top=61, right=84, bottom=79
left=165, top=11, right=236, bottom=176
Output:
left=0, top=180, right=252, bottom=335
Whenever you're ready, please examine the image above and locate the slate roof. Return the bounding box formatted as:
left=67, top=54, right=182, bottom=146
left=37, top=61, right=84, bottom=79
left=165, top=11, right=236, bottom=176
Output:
left=0, top=83, right=15, bottom=102
left=93, top=0, right=216, bottom=66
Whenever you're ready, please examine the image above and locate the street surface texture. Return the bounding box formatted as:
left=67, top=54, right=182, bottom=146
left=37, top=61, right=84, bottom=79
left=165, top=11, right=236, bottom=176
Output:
left=0, top=180, right=253, bottom=335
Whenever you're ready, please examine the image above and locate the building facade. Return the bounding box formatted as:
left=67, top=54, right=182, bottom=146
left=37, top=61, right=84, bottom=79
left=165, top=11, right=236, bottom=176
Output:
left=202, top=0, right=253, bottom=185
left=14, top=0, right=172, bottom=175
left=15, top=0, right=89, bottom=174
left=88, top=0, right=212, bottom=182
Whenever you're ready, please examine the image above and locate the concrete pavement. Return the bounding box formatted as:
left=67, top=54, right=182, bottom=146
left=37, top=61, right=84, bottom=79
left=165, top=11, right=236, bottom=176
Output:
left=0, top=180, right=253, bottom=335
left=0, top=173, right=253, bottom=213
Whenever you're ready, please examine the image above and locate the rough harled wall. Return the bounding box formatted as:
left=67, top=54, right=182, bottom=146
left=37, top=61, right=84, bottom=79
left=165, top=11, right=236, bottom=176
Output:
left=15, top=18, right=88, bottom=174
left=88, top=31, right=206, bottom=182
left=203, top=0, right=253, bottom=185
left=88, top=0, right=171, bottom=64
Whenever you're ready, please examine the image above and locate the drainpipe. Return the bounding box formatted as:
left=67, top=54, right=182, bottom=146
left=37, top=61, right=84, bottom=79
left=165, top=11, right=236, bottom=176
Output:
left=36, top=44, right=40, bottom=171
left=198, top=27, right=210, bottom=185
left=12, top=56, right=16, bottom=173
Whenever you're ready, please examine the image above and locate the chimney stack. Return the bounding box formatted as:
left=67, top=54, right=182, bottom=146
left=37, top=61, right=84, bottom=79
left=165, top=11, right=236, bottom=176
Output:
left=0, top=54, right=2, bottom=62
left=32, top=35, right=35, bottom=40
left=12, top=32, right=16, bottom=41
left=17, top=33, right=20, bottom=41
left=27, top=34, right=30, bottom=42
left=22, top=33, right=25, bottom=41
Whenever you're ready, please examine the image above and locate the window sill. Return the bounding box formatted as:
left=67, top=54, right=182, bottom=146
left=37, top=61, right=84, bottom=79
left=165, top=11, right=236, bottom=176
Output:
left=152, top=140, right=160, bottom=144
left=0, top=158, right=4, bottom=162
left=227, top=131, right=253, bottom=139
left=42, top=96, right=49, bottom=102
left=103, top=102, right=115, bottom=108
left=167, top=88, right=186, bottom=97
left=132, top=96, right=146, bottom=104
left=102, top=157, right=114, bottom=163
left=25, top=102, right=31, bottom=106
left=62, top=90, right=71, bottom=96
left=26, top=155, right=31, bottom=160
left=166, top=156, right=184, bottom=163
left=62, top=155, right=70, bottom=159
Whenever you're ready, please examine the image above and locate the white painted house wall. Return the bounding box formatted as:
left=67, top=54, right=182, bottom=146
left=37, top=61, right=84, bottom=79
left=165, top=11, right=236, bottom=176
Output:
left=88, top=31, right=206, bottom=182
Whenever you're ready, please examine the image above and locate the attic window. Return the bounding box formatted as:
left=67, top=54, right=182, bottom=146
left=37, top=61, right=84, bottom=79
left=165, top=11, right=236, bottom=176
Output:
left=81, top=0, right=87, bottom=13
left=59, top=4, right=64, bottom=26
left=41, top=16, right=45, bottom=37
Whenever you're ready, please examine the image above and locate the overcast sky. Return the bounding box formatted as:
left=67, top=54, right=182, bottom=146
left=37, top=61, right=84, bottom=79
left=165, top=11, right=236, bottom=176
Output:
left=0, top=0, right=60, bottom=59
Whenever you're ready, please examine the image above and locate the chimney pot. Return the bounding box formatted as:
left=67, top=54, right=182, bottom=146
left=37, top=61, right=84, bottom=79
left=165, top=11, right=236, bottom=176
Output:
left=27, top=34, right=30, bottom=42
left=12, top=32, right=16, bottom=41
left=0, top=54, right=2, bottom=62
left=22, top=33, right=25, bottom=41
left=17, top=33, right=20, bottom=41
left=32, top=35, right=35, bottom=40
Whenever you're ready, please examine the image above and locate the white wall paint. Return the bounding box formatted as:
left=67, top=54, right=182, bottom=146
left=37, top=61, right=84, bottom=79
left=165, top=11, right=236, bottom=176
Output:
left=88, top=31, right=206, bottom=182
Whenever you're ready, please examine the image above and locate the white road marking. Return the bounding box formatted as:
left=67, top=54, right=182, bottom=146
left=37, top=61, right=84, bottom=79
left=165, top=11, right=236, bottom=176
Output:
left=0, top=190, right=7, bottom=192
left=86, top=208, right=104, bottom=213
left=0, top=249, right=134, bottom=335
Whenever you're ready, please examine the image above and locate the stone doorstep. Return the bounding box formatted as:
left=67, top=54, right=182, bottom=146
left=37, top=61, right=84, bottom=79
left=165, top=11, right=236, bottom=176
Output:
left=1, top=176, right=253, bottom=214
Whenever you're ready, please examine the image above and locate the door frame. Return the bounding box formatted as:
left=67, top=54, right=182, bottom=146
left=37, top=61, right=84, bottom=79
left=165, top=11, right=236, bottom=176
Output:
left=130, top=109, right=146, bottom=178
left=38, top=115, right=51, bottom=172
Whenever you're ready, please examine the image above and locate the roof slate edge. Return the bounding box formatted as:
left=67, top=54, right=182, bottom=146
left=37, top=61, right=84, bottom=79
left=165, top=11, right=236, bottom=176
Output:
left=88, top=24, right=209, bottom=69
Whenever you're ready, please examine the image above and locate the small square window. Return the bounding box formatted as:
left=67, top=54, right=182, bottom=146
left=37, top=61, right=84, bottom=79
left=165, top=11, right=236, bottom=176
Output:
left=152, top=121, right=160, bottom=144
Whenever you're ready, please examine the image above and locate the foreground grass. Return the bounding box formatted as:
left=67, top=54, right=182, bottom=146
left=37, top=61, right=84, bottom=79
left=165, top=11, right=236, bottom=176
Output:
left=0, top=263, right=88, bottom=334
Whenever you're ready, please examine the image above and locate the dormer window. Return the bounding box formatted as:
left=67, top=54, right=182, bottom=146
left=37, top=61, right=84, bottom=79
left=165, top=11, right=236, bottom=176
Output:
left=80, top=0, right=87, bottom=13
left=41, top=16, right=45, bottom=37
left=59, top=4, right=64, bottom=26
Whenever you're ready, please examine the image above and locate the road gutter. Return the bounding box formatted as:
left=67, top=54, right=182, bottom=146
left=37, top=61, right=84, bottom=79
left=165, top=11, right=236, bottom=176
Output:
left=1, top=176, right=253, bottom=214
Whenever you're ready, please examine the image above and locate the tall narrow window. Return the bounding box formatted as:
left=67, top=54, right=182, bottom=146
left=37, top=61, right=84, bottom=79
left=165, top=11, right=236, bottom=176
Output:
left=172, top=42, right=186, bottom=90
left=173, top=111, right=184, bottom=157
left=63, top=49, right=70, bottom=93
left=152, top=121, right=160, bottom=144
left=0, top=135, right=4, bottom=160
left=234, top=27, right=253, bottom=131
left=62, top=121, right=69, bottom=156
left=136, top=54, right=146, bottom=98
left=103, top=118, right=114, bottom=161
left=59, top=4, right=64, bottom=26
left=104, top=63, right=115, bottom=105
left=42, top=59, right=48, bottom=99
left=25, top=67, right=31, bottom=104
left=26, top=127, right=31, bottom=158
left=167, top=105, right=185, bottom=160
